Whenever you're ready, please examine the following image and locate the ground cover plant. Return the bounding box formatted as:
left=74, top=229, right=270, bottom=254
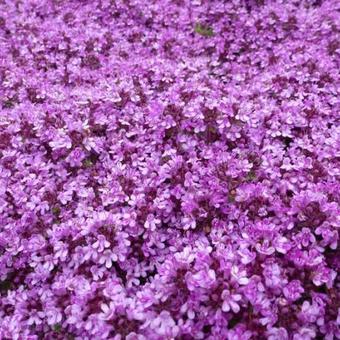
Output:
left=0, top=0, right=339, bottom=339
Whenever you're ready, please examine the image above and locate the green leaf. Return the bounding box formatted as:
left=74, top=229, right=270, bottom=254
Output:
left=194, top=23, right=214, bottom=37
left=228, top=191, right=236, bottom=203
left=0, top=279, right=11, bottom=293
left=246, top=170, right=257, bottom=182
left=83, top=159, right=93, bottom=168
left=53, top=324, right=62, bottom=333
left=52, top=206, right=61, bottom=216
left=2, top=99, right=15, bottom=109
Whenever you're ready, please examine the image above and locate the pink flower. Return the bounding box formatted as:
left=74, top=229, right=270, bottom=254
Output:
left=148, top=311, right=179, bottom=337
left=312, top=266, right=337, bottom=289
left=221, top=290, right=242, bottom=313
left=231, top=265, right=249, bottom=285
left=27, top=311, right=44, bottom=326
left=255, top=239, right=275, bottom=256
left=99, top=250, right=118, bottom=268
left=92, top=235, right=110, bottom=252
left=54, top=241, right=68, bottom=261
left=100, top=302, right=116, bottom=320
left=45, top=308, right=62, bottom=325
left=144, top=214, right=161, bottom=231
left=67, top=147, right=86, bottom=167
left=49, top=131, right=72, bottom=150
left=283, top=280, right=304, bottom=302
left=187, top=268, right=216, bottom=290
left=273, top=236, right=291, bottom=254
left=238, top=247, right=256, bottom=265
left=267, top=327, right=289, bottom=340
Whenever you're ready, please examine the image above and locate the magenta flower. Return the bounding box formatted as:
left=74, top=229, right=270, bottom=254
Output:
left=231, top=265, right=249, bottom=286
left=92, top=235, right=111, bottom=253
left=99, top=250, right=118, bottom=268
left=283, top=280, right=304, bottom=302
left=0, top=0, right=338, bottom=338
left=100, top=302, right=116, bottom=321
left=221, top=290, right=242, bottom=313
left=147, top=311, right=179, bottom=338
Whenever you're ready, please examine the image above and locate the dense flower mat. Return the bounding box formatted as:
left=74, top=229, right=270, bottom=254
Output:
left=0, top=0, right=339, bottom=339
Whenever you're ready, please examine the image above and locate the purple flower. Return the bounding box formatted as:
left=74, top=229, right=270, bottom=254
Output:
left=49, top=132, right=72, bottom=151
left=267, top=327, right=289, bottom=340
left=187, top=268, right=216, bottom=290
left=98, top=250, right=118, bottom=268
left=312, top=266, right=337, bottom=289
left=144, top=214, right=161, bottom=231
left=100, top=302, right=116, bottom=320
left=146, top=311, right=179, bottom=338
left=0, top=0, right=339, bottom=338
left=45, top=308, right=62, bottom=326
left=293, top=327, right=317, bottom=340
left=283, top=280, right=304, bottom=302
left=92, top=235, right=111, bottom=253
left=67, top=147, right=86, bottom=167
left=231, top=265, right=249, bottom=285
left=221, top=290, right=242, bottom=313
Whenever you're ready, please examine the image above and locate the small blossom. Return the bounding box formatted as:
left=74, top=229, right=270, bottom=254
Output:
left=283, top=280, right=304, bottom=302
left=144, top=214, right=161, bottom=231
left=99, top=250, right=118, bottom=268
left=267, top=327, right=289, bottom=340
left=100, top=302, right=116, bottom=320
left=0, top=1, right=338, bottom=338
left=231, top=265, right=249, bottom=285
left=92, top=235, right=111, bottom=252
left=221, top=290, right=242, bottom=313
left=148, top=311, right=179, bottom=337
left=312, top=266, right=337, bottom=289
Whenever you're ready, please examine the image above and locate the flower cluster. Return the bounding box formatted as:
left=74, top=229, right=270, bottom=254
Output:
left=0, top=0, right=339, bottom=339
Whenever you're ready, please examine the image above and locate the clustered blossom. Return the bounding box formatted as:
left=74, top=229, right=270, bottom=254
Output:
left=0, top=0, right=339, bottom=339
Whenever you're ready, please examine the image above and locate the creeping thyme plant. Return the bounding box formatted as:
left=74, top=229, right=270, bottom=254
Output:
left=0, top=0, right=339, bottom=339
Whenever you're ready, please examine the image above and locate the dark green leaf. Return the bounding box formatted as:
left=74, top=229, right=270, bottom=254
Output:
left=53, top=324, right=62, bottom=333
left=194, top=23, right=214, bottom=37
